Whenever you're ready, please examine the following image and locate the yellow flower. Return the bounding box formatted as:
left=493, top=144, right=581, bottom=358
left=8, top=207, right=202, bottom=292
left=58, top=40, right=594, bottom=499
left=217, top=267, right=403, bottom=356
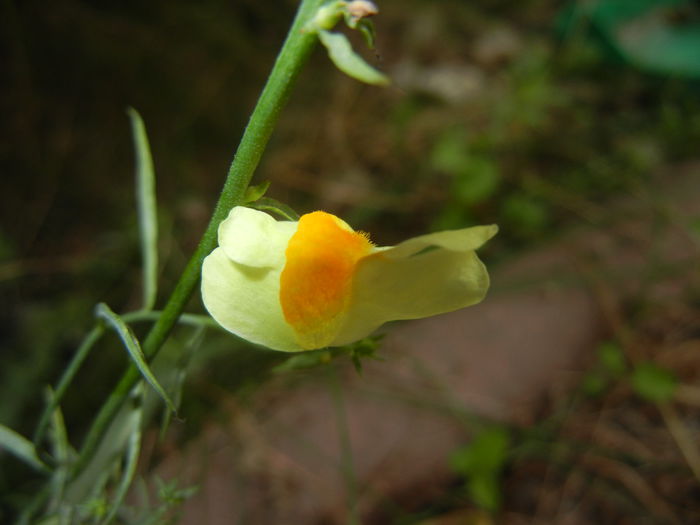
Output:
left=201, top=206, right=497, bottom=352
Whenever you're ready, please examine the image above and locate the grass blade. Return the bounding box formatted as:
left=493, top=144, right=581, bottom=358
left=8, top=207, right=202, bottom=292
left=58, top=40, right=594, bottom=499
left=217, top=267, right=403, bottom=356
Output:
left=122, top=309, right=223, bottom=331
left=95, top=303, right=176, bottom=414
left=102, top=386, right=144, bottom=524
left=0, top=423, right=48, bottom=472
left=34, top=325, right=104, bottom=446
left=127, top=107, right=158, bottom=311
left=46, top=389, right=72, bottom=517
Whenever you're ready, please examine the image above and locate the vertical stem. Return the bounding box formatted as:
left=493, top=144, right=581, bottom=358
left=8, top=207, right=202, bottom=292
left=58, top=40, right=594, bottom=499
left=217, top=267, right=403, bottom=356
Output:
left=72, top=0, right=324, bottom=478
left=328, top=367, right=360, bottom=525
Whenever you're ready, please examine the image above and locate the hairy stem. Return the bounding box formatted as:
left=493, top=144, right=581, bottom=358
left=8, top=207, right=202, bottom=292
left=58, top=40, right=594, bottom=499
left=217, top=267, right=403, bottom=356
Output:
left=72, top=0, right=324, bottom=478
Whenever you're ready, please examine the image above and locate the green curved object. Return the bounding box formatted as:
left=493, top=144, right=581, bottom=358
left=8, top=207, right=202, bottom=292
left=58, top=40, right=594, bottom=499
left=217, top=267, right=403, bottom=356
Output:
left=560, top=0, right=700, bottom=78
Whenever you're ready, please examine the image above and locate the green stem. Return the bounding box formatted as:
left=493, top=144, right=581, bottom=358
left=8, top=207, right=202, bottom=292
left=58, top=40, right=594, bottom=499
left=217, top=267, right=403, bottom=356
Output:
left=71, top=0, right=324, bottom=478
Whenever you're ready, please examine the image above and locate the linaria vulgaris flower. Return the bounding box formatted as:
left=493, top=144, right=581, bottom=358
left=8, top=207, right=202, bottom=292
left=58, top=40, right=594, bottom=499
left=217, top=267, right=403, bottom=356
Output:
left=201, top=206, right=497, bottom=352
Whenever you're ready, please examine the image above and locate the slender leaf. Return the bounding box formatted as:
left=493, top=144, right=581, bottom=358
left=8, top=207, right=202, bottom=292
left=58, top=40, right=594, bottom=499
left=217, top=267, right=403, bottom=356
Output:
left=127, top=107, right=159, bottom=311
left=0, top=423, right=47, bottom=472
left=102, top=386, right=144, bottom=524
left=95, top=303, right=176, bottom=413
left=122, top=309, right=223, bottom=331
left=34, top=325, right=104, bottom=446
left=46, top=389, right=71, bottom=517
left=160, top=326, right=204, bottom=440
left=318, top=29, right=389, bottom=85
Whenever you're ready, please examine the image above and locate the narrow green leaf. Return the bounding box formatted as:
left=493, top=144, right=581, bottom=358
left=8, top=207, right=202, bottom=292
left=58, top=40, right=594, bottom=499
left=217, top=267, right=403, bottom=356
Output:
left=102, top=387, right=144, bottom=525
left=160, top=326, right=204, bottom=440
left=34, top=325, right=104, bottom=446
left=95, top=303, right=176, bottom=413
left=122, top=309, right=223, bottom=331
left=632, top=361, right=678, bottom=403
left=318, top=29, right=389, bottom=85
left=0, top=423, right=47, bottom=472
left=243, top=180, right=271, bottom=203
left=46, top=389, right=71, bottom=516
left=248, top=197, right=301, bottom=221
left=127, top=107, right=159, bottom=311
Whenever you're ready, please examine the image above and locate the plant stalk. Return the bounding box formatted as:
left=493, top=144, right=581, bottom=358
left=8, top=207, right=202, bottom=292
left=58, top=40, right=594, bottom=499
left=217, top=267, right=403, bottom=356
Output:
left=72, top=0, right=324, bottom=478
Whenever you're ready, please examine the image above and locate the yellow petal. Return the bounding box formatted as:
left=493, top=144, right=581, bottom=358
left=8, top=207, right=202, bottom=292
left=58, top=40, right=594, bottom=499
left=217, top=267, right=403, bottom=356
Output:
left=218, top=206, right=296, bottom=268
left=201, top=207, right=303, bottom=352
left=280, top=211, right=373, bottom=350
left=333, top=225, right=498, bottom=346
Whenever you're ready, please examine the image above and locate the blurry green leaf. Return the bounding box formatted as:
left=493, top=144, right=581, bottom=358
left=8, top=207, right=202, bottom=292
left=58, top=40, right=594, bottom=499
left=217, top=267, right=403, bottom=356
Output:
left=598, top=341, right=627, bottom=377
left=127, top=108, right=159, bottom=311
left=613, top=1, right=700, bottom=78
left=632, top=361, right=678, bottom=402
left=560, top=0, right=700, bottom=78
left=160, top=326, right=204, bottom=440
left=102, top=387, right=144, bottom=525
left=243, top=180, right=271, bottom=203
left=431, top=129, right=469, bottom=174
left=689, top=218, right=700, bottom=237
left=318, top=29, right=389, bottom=85
left=450, top=426, right=510, bottom=476
left=582, top=370, right=609, bottom=397
left=155, top=476, right=198, bottom=505
left=501, top=194, right=549, bottom=237
left=95, top=303, right=176, bottom=413
left=431, top=130, right=500, bottom=206
left=34, top=325, right=104, bottom=446
left=46, top=389, right=71, bottom=514
left=248, top=198, right=300, bottom=221
left=453, top=157, right=500, bottom=206
left=467, top=474, right=502, bottom=512
left=0, top=423, right=47, bottom=472
left=84, top=497, right=109, bottom=520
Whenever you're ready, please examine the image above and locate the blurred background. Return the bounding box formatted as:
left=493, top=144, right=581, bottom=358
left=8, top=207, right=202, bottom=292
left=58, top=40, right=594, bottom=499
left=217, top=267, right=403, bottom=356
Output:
left=1, top=0, right=700, bottom=523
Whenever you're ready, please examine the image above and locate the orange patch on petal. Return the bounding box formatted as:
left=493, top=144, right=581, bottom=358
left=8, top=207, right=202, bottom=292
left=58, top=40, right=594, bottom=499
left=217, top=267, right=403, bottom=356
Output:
left=280, top=211, right=373, bottom=349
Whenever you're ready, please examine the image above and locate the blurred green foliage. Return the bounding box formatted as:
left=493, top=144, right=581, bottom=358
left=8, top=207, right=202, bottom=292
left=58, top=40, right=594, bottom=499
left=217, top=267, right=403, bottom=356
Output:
left=450, top=426, right=511, bottom=512
left=582, top=341, right=628, bottom=397
left=632, top=361, right=678, bottom=403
